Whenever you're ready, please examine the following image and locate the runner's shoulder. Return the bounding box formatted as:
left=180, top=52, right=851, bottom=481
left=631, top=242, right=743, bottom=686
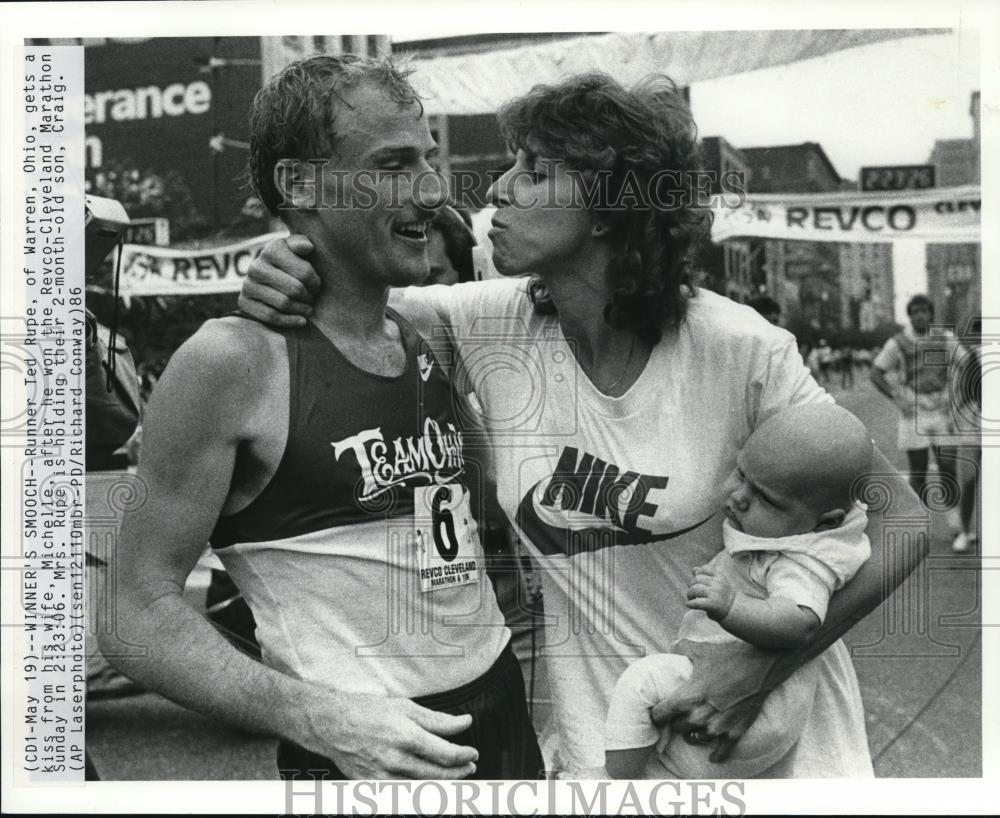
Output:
left=164, top=315, right=284, bottom=401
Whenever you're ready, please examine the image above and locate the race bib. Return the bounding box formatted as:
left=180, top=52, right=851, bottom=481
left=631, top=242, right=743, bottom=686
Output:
left=413, top=484, right=482, bottom=593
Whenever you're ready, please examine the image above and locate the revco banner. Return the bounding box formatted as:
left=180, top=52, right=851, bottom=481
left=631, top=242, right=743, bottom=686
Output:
left=118, top=231, right=289, bottom=295
left=116, top=184, right=981, bottom=296
left=711, top=184, right=980, bottom=244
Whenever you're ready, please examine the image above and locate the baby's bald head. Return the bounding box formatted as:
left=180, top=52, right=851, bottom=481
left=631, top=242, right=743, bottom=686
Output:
left=743, top=404, right=874, bottom=516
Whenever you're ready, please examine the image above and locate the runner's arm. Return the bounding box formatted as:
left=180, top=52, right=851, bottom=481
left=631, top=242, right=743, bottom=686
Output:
left=101, top=323, right=478, bottom=779
left=870, top=339, right=899, bottom=401
left=869, top=365, right=896, bottom=401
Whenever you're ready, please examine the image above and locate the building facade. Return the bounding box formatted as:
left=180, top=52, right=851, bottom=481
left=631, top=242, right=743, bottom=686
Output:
left=698, top=136, right=755, bottom=302
left=739, top=143, right=845, bottom=335
left=925, top=90, right=981, bottom=336
left=838, top=242, right=895, bottom=332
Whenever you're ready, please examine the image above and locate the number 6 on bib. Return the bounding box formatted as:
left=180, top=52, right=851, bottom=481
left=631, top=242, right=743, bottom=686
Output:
left=414, top=484, right=482, bottom=593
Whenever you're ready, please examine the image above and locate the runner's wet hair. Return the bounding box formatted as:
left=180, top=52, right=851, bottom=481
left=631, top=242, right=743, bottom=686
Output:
left=249, top=54, right=423, bottom=216
left=497, top=72, right=709, bottom=345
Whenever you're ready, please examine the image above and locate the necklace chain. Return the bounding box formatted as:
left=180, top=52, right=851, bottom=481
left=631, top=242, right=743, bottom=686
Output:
left=597, top=335, right=636, bottom=395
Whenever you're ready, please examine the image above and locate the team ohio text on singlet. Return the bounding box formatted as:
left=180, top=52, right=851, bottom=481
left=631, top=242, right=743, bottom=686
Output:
left=210, top=310, right=508, bottom=698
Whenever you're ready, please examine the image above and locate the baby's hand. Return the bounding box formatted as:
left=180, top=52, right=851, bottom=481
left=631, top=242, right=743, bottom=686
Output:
left=686, top=566, right=736, bottom=621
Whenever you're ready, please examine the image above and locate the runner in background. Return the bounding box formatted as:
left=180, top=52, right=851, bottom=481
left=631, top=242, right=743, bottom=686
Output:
left=838, top=347, right=855, bottom=390
left=871, top=294, right=965, bottom=549
left=815, top=339, right=834, bottom=386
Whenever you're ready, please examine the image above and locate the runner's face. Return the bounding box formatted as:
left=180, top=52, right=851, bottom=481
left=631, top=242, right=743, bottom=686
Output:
left=725, top=446, right=821, bottom=539
left=486, top=150, right=595, bottom=276
left=311, top=83, right=447, bottom=288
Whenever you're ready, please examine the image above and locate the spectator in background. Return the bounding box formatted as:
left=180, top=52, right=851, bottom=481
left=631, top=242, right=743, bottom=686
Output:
left=805, top=344, right=821, bottom=381
left=747, top=295, right=781, bottom=326
left=798, top=340, right=813, bottom=370
left=426, top=205, right=477, bottom=286
left=84, top=309, right=145, bottom=776
left=838, top=347, right=855, bottom=390
left=137, top=356, right=169, bottom=405
left=816, top=339, right=834, bottom=385
left=854, top=347, right=873, bottom=372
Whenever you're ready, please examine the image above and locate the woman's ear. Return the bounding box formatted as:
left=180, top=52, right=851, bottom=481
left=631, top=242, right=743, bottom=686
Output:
left=813, top=508, right=847, bottom=532
left=273, top=159, right=322, bottom=211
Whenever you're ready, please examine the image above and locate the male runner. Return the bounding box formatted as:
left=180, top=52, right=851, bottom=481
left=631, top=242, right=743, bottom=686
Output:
left=102, top=55, right=541, bottom=780
left=871, top=294, right=964, bottom=548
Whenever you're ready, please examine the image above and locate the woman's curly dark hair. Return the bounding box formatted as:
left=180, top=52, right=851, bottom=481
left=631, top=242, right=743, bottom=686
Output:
left=497, top=73, right=709, bottom=345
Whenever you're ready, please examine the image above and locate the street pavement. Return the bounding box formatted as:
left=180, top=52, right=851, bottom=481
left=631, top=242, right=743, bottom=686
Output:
left=86, top=374, right=982, bottom=780
left=824, top=373, right=981, bottom=778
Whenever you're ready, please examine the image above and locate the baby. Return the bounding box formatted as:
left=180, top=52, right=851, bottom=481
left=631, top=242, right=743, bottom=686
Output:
left=605, top=403, right=874, bottom=779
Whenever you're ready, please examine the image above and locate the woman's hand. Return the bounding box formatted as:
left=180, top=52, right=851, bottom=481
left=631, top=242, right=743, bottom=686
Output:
left=648, top=639, right=782, bottom=762
left=239, top=235, right=320, bottom=327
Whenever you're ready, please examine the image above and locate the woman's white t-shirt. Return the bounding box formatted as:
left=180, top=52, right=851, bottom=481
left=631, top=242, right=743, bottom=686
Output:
left=402, top=277, right=873, bottom=778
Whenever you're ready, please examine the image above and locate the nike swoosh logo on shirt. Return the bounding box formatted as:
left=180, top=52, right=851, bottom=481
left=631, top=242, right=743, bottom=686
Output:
left=516, top=480, right=716, bottom=557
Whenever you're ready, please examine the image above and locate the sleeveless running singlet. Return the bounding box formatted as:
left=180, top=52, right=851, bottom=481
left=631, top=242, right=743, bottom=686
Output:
left=891, top=329, right=950, bottom=393
left=210, top=311, right=508, bottom=698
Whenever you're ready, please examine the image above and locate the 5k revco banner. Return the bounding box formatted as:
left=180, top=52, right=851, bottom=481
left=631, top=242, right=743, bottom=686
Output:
left=711, top=184, right=980, bottom=244
left=117, top=230, right=289, bottom=295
